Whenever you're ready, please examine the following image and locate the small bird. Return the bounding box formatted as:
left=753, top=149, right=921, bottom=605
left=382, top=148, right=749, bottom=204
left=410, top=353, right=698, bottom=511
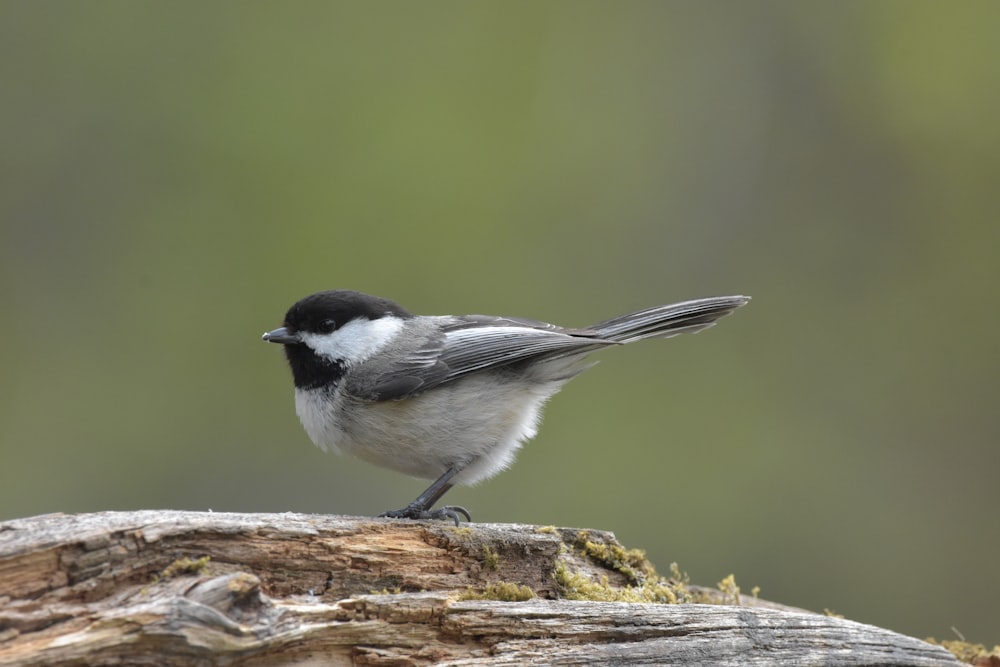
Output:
left=263, top=290, right=749, bottom=524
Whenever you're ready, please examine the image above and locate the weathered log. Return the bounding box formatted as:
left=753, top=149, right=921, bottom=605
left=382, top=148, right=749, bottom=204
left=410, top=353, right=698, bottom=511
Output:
left=0, top=511, right=961, bottom=666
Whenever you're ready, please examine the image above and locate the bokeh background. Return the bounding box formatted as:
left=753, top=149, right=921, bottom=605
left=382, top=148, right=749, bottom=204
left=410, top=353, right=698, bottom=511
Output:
left=2, top=1, right=997, bottom=646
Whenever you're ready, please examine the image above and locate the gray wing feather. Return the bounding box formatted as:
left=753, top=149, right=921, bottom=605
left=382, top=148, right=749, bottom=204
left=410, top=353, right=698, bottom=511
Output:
left=354, top=296, right=749, bottom=401
left=438, top=326, right=612, bottom=374
left=357, top=317, right=613, bottom=401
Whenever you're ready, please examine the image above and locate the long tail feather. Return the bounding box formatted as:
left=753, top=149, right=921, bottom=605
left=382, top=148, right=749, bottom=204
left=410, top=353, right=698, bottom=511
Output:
left=590, top=296, right=750, bottom=343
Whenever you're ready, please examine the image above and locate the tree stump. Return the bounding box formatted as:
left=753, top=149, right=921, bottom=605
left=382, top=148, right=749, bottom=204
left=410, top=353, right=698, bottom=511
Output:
left=0, top=511, right=961, bottom=666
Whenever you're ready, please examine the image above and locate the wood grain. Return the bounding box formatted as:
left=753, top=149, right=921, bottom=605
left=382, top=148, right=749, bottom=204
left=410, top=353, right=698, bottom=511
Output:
left=0, top=511, right=961, bottom=666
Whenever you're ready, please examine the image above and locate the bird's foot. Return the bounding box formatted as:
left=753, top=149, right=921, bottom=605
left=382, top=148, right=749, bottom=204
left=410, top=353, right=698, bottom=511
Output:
left=379, top=504, right=472, bottom=526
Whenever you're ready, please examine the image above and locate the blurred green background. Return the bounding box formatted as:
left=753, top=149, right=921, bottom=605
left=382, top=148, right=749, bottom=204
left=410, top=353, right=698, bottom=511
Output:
left=2, top=1, right=997, bottom=645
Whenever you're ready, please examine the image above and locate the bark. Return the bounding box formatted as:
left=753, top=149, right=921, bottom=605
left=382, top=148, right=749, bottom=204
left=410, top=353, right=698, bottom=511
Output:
left=0, top=511, right=960, bottom=666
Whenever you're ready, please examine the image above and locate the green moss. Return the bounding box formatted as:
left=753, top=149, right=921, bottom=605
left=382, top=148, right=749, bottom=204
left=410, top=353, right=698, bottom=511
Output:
left=578, top=537, right=657, bottom=585
left=458, top=581, right=536, bottom=602
left=926, top=638, right=1000, bottom=663
left=537, top=525, right=558, bottom=534
left=552, top=558, right=682, bottom=604
left=451, top=527, right=473, bottom=537
left=155, top=556, right=210, bottom=582
left=716, top=574, right=741, bottom=605
left=549, top=532, right=764, bottom=607
left=481, top=545, right=500, bottom=570
left=714, top=574, right=762, bottom=606
left=554, top=531, right=689, bottom=603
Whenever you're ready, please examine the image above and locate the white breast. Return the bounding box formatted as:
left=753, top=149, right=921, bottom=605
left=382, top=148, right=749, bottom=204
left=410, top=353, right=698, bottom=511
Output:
left=293, top=372, right=571, bottom=486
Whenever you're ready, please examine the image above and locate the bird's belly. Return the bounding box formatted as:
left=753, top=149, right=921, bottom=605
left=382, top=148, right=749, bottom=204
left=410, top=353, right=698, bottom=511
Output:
left=294, top=375, right=565, bottom=483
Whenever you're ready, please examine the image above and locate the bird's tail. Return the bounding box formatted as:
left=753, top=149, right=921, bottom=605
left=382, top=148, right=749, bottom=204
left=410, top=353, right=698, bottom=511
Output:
left=590, top=295, right=750, bottom=343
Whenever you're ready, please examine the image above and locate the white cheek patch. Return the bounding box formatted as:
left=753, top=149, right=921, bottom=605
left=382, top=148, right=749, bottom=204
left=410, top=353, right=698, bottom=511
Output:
left=300, top=316, right=405, bottom=365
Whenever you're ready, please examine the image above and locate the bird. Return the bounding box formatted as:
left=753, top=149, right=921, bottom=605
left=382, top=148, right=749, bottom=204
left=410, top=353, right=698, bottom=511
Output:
left=262, top=289, right=749, bottom=524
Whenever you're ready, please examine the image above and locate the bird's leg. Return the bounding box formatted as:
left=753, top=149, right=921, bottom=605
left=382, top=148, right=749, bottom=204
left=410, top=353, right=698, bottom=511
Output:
left=379, top=465, right=471, bottom=526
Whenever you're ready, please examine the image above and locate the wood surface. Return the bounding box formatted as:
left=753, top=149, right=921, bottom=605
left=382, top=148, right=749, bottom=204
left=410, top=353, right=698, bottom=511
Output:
left=0, top=511, right=962, bottom=666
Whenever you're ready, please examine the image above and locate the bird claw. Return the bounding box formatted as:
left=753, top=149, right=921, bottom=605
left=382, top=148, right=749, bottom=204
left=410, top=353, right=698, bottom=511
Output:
left=379, top=504, right=472, bottom=526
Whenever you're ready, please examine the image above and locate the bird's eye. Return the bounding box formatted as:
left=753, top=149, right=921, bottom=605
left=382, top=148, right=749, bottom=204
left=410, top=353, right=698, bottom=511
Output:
left=319, top=318, right=337, bottom=333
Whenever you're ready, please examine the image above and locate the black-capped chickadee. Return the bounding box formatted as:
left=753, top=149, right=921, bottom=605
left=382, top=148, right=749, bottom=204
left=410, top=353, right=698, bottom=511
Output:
left=263, top=290, right=749, bottom=524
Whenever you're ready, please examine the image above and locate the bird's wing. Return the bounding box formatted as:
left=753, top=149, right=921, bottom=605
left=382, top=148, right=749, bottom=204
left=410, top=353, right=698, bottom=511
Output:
left=354, top=316, right=614, bottom=401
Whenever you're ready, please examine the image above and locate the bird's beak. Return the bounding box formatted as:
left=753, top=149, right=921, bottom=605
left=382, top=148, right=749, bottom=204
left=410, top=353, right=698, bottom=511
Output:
left=262, top=327, right=300, bottom=344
